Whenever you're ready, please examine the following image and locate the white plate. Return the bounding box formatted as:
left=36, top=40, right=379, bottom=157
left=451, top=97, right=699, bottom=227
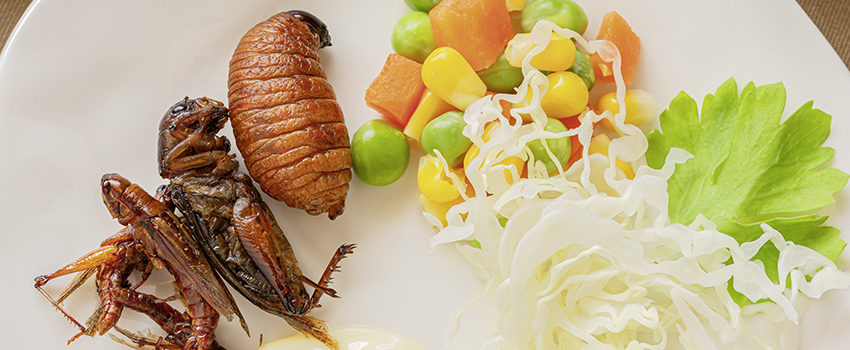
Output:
left=1, top=0, right=849, bottom=349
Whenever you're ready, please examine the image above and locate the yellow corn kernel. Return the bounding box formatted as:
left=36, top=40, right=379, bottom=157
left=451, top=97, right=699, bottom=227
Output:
left=418, top=154, right=464, bottom=203
left=421, top=47, right=487, bottom=110
left=464, top=145, right=524, bottom=185
left=505, top=34, right=532, bottom=67
left=463, top=121, right=525, bottom=184
left=506, top=0, right=526, bottom=11
left=462, top=121, right=525, bottom=184
left=514, top=72, right=588, bottom=121
left=463, top=145, right=480, bottom=169
left=418, top=193, right=463, bottom=227
left=505, top=33, right=576, bottom=72
left=404, top=89, right=457, bottom=151
left=588, top=134, right=635, bottom=179
left=542, top=72, right=588, bottom=118
left=481, top=120, right=501, bottom=142
left=597, top=89, right=659, bottom=130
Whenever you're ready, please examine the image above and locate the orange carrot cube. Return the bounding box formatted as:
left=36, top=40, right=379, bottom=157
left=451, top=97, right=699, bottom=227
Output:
left=430, top=0, right=514, bottom=71
left=592, top=11, right=641, bottom=84
left=365, top=54, right=426, bottom=127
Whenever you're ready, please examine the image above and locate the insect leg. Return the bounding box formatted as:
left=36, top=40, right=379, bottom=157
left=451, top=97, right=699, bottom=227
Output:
left=95, top=240, right=151, bottom=336
left=99, top=227, right=134, bottom=247
left=56, top=267, right=97, bottom=304
left=231, top=196, right=304, bottom=314
left=164, top=150, right=234, bottom=174
left=34, top=245, right=122, bottom=333
left=35, top=245, right=120, bottom=288
left=305, top=244, right=356, bottom=311
left=112, top=326, right=184, bottom=350
left=106, top=287, right=194, bottom=348
left=130, top=262, right=154, bottom=290
left=161, top=128, right=236, bottom=175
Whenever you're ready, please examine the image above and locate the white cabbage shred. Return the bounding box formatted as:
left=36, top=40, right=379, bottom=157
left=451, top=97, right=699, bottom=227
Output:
left=426, top=21, right=850, bottom=350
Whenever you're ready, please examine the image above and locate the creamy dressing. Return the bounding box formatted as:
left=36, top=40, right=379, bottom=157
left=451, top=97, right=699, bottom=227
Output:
left=259, top=325, right=426, bottom=350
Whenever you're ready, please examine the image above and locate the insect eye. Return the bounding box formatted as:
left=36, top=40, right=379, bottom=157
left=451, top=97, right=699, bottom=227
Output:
left=171, top=104, right=186, bottom=114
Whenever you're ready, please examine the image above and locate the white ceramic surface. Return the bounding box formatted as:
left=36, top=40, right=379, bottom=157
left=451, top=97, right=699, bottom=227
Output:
left=1, top=0, right=849, bottom=349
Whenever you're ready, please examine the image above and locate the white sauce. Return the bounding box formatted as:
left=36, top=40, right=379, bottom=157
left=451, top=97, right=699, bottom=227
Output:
left=259, top=325, right=426, bottom=350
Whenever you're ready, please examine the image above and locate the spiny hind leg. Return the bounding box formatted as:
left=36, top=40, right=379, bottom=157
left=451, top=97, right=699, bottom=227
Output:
left=34, top=245, right=123, bottom=334
left=305, top=243, right=356, bottom=310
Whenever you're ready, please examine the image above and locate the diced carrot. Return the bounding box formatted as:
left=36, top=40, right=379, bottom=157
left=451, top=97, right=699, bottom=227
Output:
left=589, top=134, right=635, bottom=179
left=509, top=10, right=523, bottom=33
left=499, top=99, right=514, bottom=120
left=591, top=12, right=641, bottom=84
left=365, top=54, right=426, bottom=127
left=430, top=0, right=513, bottom=71
left=559, top=116, right=583, bottom=165
left=567, top=142, right=583, bottom=165
left=485, top=91, right=518, bottom=121
left=559, top=114, right=582, bottom=129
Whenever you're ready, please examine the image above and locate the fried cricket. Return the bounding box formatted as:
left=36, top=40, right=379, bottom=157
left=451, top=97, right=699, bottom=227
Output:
left=158, top=97, right=354, bottom=349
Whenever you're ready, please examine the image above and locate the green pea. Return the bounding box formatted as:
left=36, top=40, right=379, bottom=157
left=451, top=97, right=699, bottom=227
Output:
left=567, top=47, right=595, bottom=90
left=352, top=120, right=410, bottom=186
left=521, top=0, right=588, bottom=34
left=478, top=54, right=524, bottom=93
left=527, top=118, right=572, bottom=173
left=403, top=0, right=442, bottom=12
left=420, top=111, right=472, bottom=168
left=391, top=11, right=436, bottom=63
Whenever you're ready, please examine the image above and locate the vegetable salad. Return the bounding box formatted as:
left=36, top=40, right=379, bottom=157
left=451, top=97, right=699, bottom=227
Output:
left=354, top=0, right=850, bottom=349
left=356, top=0, right=652, bottom=203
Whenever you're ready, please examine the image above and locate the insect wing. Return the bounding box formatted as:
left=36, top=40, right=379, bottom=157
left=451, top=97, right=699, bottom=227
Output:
left=144, top=215, right=248, bottom=329
left=258, top=200, right=309, bottom=295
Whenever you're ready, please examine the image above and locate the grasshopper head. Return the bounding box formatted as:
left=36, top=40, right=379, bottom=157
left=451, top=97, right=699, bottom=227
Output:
left=101, top=173, right=136, bottom=225
left=160, top=97, right=228, bottom=134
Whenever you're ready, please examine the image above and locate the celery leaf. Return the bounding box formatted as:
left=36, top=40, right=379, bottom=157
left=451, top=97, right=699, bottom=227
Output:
left=646, top=78, right=848, bottom=290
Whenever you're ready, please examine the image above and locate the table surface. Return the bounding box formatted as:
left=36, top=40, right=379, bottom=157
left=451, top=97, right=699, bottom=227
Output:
left=1, top=0, right=848, bottom=69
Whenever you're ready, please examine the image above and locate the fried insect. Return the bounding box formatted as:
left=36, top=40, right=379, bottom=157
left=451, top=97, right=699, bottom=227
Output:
left=36, top=234, right=226, bottom=350
left=34, top=229, right=153, bottom=344
left=158, top=97, right=354, bottom=349
left=35, top=174, right=247, bottom=350
left=102, top=174, right=248, bottom=349
left=228, top=10, right=352, bottom=219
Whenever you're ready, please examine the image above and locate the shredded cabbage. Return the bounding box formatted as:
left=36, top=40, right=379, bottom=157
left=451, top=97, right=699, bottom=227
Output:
left=424, top=21, right=850, bottom=350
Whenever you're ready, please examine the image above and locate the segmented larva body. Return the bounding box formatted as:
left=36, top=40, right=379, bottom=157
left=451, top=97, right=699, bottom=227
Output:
left=228, top=12, right=351, bottom=219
